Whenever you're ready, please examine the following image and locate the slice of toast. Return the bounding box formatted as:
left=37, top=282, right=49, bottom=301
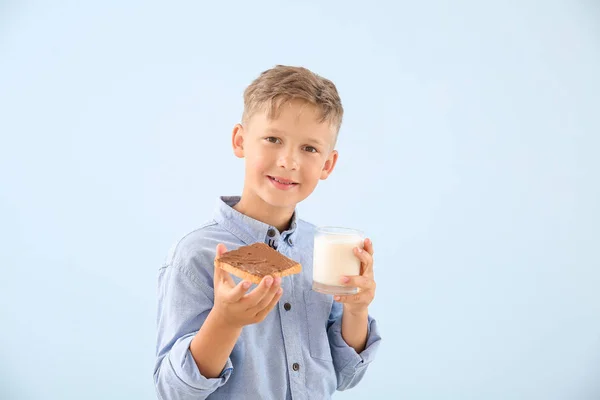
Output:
left=214, top=242, right=302, bottom=284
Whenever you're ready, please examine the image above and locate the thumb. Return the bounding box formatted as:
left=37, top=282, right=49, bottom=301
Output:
left=214, top=243, right=234, bottom=287
left=215, top=243, right=228, bottom=258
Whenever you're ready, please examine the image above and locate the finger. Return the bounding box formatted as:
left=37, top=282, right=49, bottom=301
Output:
left=334, top=292, right=364, bottom=304
left=364, top=238, right=374, bottom=256
left=214, top=244, right=235, bottom=287
left=244, top=276, right=280, bottom=308
left=216, top=243, right=228, bottom=258
left=252, top=278, right=282, bottom=312
left=340, top=275, right=376, bottom=291
left=224, top=279, right=252, bottom=303
left=254, top=287, right=283, bottom=320
left=354, top=247, right=374, bottom=277
left=213, top=244, right=227, bottom=282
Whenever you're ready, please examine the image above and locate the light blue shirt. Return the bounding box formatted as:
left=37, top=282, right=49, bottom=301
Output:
left=154, top=196, right=382, bottom=399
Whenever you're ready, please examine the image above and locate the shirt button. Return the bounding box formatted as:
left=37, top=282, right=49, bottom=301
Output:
left=267, top=228, right=276, bottom=237
left=284, top=302, right=291, bottom=311
left=288, top=238, right=293, bottom=246
left=292, top=363, right=300, bottom=371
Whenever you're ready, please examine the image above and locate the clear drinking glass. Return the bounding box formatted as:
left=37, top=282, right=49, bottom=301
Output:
left=312, top=226, right=365, bottom=295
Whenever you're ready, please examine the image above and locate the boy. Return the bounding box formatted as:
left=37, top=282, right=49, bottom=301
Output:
left=154, top=65, right=381, bottom=399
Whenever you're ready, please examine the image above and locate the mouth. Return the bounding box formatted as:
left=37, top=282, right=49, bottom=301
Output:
left=267, top=175, right=299, bottom=188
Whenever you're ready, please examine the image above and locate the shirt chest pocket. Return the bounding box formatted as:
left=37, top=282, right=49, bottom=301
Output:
left=303, top=289, right=334, bottom=362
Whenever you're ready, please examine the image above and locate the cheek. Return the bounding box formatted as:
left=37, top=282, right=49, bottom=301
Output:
left=302, top=159, right=325, bottom=179
left=246, top=153, right=267, bottom=174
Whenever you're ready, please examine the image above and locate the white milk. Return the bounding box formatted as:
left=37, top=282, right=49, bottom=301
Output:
left=313, top=228, right=364, bottom=291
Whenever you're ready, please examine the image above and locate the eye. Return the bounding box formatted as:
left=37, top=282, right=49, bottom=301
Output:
left=303, top=146, right=318, bottom=153
left=265, top=137, right=281, bottom=144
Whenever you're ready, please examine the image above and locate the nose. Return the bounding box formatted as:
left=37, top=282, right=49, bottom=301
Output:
left=277, top=148, right=298, bottom=170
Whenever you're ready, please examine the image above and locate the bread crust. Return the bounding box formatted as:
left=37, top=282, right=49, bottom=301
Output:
left=214, top=259, right=302, bottom=284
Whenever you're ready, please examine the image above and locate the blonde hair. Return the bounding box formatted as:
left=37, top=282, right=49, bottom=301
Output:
left=242, top=65, right=344, bottom=133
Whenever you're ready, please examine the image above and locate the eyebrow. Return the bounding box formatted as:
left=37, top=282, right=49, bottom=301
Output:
left=266, top=128, right=325, bottom=146
left=305, top=137, right=325, bottom=146
left=266, top=128, right=287, bottom=135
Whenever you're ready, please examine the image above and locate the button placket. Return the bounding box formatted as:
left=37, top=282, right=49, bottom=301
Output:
left=277, top=275, right=306, bottom=397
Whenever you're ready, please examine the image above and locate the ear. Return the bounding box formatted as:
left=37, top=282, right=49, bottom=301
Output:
left=232, top=124, right=244, bottom=158
left=320, top=150, right=339, bottom=180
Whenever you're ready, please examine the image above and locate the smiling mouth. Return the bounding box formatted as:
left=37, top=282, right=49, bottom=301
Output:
left=267, top=176, right=299, bottom=185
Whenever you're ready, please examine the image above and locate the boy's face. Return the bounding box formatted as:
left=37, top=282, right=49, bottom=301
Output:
left=232, top=100, right=338, bottom=211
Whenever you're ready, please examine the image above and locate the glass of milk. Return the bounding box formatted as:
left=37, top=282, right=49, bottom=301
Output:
left=312, top=226, right=365, bottom=295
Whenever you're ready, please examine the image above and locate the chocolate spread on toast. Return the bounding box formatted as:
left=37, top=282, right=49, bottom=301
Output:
left=218, top=242, right=297, bottom=276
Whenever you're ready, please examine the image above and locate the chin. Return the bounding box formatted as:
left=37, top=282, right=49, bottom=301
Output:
left=261, top=194, right=300, bottom=209
left=259, top=189, right=305, bottom=209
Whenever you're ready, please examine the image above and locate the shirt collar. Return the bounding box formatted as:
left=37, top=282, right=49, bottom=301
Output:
left=213, top=196, right=299, bottom=248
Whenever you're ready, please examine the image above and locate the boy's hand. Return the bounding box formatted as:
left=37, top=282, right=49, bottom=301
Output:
left=212, top=244, right=283, bottom=329
left=334, top=238, right=376, bottom=316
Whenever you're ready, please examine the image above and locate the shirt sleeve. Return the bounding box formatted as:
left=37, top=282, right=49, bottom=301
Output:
left=154, top=263, right=233, bottom=400
left=326, top=301, right=382, bottom=391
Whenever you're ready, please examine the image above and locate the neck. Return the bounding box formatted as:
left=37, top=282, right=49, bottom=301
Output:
left=233, top=191, right=295, bottom=233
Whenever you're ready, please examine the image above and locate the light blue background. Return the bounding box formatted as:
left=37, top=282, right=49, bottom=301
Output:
left=1, top=1, right=599, bottom=399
